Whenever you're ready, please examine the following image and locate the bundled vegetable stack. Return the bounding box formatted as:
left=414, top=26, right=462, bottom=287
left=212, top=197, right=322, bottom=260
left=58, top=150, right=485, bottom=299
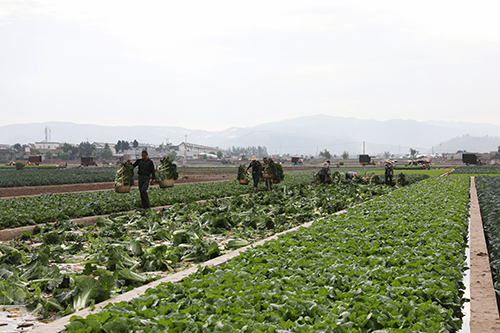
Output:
left=273, top=162, right=284, bottom=182
left=237, top=164, right=250, bottom=184
left=156, top=156, right=178, bottom=188
left=263, top=158, right=277, bottom=178
left=114, top=162, right=134, bottom=192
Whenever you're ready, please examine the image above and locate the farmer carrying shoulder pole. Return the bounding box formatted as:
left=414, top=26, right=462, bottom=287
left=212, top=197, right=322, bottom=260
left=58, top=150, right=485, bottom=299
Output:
left=246, top=155, right=262, bottom=192
left=384, top=161, right=394, bottom=186
left=319, top=160, right=330, bottom=183
left=127, top=150, right=156, bottom=209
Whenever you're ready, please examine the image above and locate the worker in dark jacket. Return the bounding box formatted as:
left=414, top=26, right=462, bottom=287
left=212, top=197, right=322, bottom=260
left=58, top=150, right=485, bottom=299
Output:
left=127, top=150, right=156, bottom=208
left=384, top=161, right=394, bottom=186
left=319, top=161, right=329, bottom=183
left=246, top=156, right=262, bottom=192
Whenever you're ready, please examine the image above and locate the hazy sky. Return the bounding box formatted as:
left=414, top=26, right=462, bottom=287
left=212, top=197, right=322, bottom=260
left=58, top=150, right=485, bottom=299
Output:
left=1, top=1, right=500, bottom=131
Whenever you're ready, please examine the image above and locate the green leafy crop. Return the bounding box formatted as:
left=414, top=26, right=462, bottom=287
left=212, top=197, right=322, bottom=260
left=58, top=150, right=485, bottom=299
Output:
left=65, top=177, right=470, bottom=332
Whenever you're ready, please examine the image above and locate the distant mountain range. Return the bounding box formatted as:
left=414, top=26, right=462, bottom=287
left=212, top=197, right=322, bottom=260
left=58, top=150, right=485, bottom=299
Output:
left=1, top=115, right=499, bottom=156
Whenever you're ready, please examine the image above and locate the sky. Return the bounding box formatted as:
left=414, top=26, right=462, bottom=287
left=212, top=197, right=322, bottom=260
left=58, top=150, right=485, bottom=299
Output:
left=1, top=0, right=500, bottom=131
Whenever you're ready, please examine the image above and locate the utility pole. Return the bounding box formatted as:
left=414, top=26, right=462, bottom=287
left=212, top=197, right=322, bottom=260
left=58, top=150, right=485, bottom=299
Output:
left=183, top=134, right=187, bottom=167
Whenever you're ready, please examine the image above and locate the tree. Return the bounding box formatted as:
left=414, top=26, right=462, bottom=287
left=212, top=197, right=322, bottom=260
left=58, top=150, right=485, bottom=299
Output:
left=31, top=148, right=41, bottom=155
left=409, top=148, right=419, bottom=159
left=115, top=140, right=130, bottom=153
left=58, top=152, right=71, bottom=160
left=101, top=143, right=113, bottom=161
left=13, top=143, right=22, bottom=152
left=61, top=143, right=78, bottom=159
left=79, top=141, right=96, bottom=157
left=342, top=151, right=349, bottom=160
left=383, top=151, right=391, bottom=159
left=319, top=149, right=332, bottom=160
left=115, top=140, right=123, bottom=153
left=45, top=150, right=53, bottom=160
left=216, top=151, right=223, bottom=159
left=133, top=139, right=139, bottom=148
left=494, top=146, right=500, bottom=159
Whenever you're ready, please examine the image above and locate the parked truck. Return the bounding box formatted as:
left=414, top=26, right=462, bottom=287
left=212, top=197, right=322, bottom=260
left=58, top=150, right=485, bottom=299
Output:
left=28, top=155, right=42, bottom=165
left=358, top=154, right=372, bottom=165
left=81, top=156, right=97, bottom=166
left=462, top=153, right=483, bottom=166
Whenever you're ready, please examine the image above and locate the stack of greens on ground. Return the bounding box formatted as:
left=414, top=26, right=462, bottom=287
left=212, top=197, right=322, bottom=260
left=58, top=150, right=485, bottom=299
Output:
left=156, top=157, right=178, bottom=187
left=114, top=162, right=134, bottom=192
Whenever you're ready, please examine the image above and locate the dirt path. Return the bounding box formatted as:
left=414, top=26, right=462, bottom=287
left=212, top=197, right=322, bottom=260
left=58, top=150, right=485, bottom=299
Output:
left=469, top=177, right=500, bottom=332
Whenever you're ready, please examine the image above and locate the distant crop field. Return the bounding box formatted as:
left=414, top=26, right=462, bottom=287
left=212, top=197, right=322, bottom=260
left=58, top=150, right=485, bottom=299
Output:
left=450, top=165, right=500, bottom=175
left=339, top=168, right=450, bottom=177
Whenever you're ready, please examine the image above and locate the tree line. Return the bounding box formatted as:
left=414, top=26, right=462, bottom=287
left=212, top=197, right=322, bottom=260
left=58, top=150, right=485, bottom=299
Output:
left=2, top=139, right=142, bottom=163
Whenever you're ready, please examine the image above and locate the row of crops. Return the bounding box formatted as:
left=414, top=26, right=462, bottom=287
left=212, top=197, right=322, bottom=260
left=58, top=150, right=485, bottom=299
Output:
left=0, top=168, right=120, bottom=187
left=476, top=176, right=500, bottom=314
left=62, top=176, right=470, bottom=332
left=0, top=171, right=429, bottom=229
left=0, top=174, right=394, bottom=320
left=450, top=165, right=500, bottom=175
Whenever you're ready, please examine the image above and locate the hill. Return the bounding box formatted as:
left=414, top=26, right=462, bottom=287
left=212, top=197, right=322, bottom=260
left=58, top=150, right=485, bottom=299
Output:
left=1, top=115, right=499, bottom=155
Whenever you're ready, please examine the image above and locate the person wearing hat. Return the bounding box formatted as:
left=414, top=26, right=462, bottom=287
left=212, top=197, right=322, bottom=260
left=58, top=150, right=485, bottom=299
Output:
left=384, top=161, right=394, bottom=185
left=319, top=160, right=330, bottom=183
left=246, top=156, right=262, bottom=192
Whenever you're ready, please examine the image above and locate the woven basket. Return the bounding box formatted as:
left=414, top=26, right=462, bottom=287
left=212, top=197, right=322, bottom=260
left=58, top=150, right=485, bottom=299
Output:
left=115, top=185, right=131, bottom=193
left=159, top=179, right=174, bottom=188
left=239, top=179, right=250, bottom=185
left=263, top=173, right=273, bottom=179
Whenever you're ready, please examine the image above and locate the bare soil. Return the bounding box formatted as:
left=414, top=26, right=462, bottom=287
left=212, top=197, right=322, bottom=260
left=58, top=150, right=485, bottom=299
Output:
left=0, top=175, right=230, bottom=198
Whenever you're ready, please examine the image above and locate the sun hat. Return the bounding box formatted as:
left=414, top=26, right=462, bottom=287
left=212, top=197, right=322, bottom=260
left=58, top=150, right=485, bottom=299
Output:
left=251, top=156, right=257, bottom=161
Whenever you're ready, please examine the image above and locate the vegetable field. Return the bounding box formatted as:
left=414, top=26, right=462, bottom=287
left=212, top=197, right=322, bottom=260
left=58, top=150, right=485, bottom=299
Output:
left=450, top=165, right=500, bottom=175
left=0, top=177, right=392, bottom=320
left=63, top=177, right=470, bottom=332
left=0, top=171, right=430, bottom=229
left=0, top=171, right=310, bottom=229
